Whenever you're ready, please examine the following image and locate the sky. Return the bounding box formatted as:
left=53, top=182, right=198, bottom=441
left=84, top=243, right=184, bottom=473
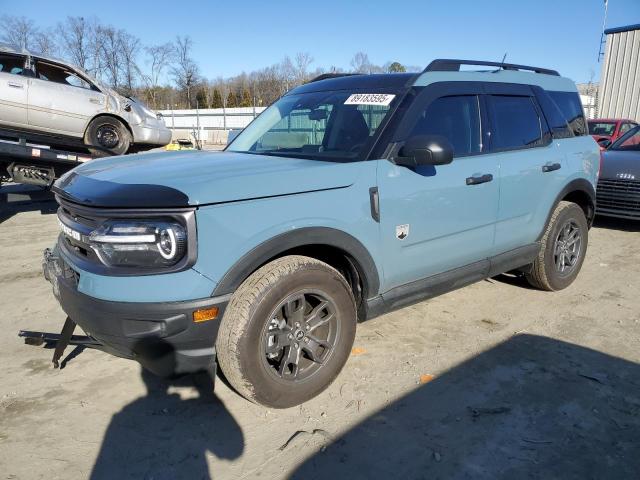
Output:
left=1, top=0, right=639, bottom=84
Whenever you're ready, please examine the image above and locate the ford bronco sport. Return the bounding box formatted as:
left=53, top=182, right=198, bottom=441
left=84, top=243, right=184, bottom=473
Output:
left=42, top=59, right=599, bottom=408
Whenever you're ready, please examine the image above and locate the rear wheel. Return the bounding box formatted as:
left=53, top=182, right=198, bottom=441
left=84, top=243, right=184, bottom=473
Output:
left=85, top=117, right=131, bottom=157
left=525, top=201, right=588, bottom=291
left=216, top=255, right=357, bottom=408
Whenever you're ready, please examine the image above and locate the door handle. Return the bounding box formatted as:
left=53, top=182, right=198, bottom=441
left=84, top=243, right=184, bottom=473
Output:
left=7, top=81, right=24, bottom=89
left=466, top=173, right=493, bottom=185
left=542, top=162, right=561, bottom=173
left=89, top=98, right=102, bottom=104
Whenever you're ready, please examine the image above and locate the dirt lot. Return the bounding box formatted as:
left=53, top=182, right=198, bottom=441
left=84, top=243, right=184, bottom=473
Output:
left=1, top=184, right=639, bottom=479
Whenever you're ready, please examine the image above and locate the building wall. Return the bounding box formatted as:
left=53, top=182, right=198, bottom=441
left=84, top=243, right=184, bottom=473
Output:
left=598, top=26, right=640, bottom=121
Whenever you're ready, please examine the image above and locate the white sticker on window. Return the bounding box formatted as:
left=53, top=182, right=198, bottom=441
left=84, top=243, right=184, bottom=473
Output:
left=344, top=93, right=395, bottom=106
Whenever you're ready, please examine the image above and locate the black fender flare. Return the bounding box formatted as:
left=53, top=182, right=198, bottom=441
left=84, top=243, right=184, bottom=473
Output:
left=538, top=178, right=596, bottom=241
left=212, top=227, right=381, bottom=299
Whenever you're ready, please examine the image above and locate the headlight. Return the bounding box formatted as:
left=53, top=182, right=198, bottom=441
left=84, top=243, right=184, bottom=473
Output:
left=89, top=220, right=187, bottom=268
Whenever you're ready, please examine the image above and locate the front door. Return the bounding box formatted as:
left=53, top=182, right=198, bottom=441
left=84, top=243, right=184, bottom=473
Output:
left=376, top=83, right=499, bottom=291
left=0, top=52, right=29, bottom=128
left=28, top=59, right=105, bottom=137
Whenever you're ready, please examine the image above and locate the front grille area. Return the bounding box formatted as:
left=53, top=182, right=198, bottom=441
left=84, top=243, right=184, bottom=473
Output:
left=596, top=178, right=640, bottom=218
left=57, top=198, right=105, bottom=266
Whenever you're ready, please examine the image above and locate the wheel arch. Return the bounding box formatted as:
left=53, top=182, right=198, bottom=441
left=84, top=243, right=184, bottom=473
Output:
left=539, top=178, right=596, bottom=242
left=212, top=227, right=381, bottom=319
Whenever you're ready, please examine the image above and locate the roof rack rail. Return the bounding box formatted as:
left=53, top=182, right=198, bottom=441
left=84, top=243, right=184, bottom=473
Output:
left=424, top=59, right=560, bottom=77
left=308, top=73, right=362, bottom=83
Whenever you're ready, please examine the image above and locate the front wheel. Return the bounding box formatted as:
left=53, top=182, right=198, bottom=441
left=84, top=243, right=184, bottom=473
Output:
left=525, top=201, right=588, bottom=291
left=216, top=255, right=357, bottom=408
left=85, top=117, right=131, bottom=157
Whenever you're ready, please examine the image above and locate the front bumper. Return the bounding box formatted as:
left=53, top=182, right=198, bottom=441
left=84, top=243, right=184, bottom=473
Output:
left=43, top=249, right=228, bottom=376
left=131, top=122, right=172, bottom=146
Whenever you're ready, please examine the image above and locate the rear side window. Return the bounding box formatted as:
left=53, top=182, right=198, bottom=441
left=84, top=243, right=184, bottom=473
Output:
left=588, top=121, right=617, bottom=136
left=0, top=54, right=25, bottom=75
left=487, top=95, right=543, bottom=151
left=547, top=91, right=587, bottom=137
left=535, top=88, right=573, bottom=139
left=409, top=95, right=481, bottom=157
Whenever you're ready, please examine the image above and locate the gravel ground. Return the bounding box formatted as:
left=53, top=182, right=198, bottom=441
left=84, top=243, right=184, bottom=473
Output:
left=1, top=184, right=639, bottom=479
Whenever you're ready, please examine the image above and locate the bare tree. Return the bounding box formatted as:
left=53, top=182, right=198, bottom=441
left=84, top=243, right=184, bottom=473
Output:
left=0, top=15, right=38, bottom=50
left=119, top=31, right=140, bottom=94
left=56, top=17, right=101, bottom=73
left=99, top=26, right=122, bottom=88
left=142, top=43, right=173, bottom=107
left=294, top=52, right=314, bottom=83
left=350, top=52, right=371, bottom=73
left=171, top=36, right=199, bottom=108
left=33, top=28, right=57, bottom=56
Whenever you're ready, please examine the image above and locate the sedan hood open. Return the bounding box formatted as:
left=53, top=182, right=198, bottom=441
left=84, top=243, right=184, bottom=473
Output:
left=53, top=151, right=362, bottom=208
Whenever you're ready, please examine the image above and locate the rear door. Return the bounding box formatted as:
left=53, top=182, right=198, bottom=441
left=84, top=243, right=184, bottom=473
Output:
left=376, top=82, right=499, bottom=290
left=28, top=59, right=105, bottom=136
left=485, top=84, right=564, bottom=254
left=0, top=52, right=29, bottom=127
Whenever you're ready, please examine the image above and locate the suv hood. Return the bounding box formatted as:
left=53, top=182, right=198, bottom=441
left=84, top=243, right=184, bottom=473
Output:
left=53, top=151, right=363, bottom=208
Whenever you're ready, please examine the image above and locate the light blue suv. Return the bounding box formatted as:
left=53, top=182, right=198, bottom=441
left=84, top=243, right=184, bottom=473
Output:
left=43, top=59, right=599, bottom=408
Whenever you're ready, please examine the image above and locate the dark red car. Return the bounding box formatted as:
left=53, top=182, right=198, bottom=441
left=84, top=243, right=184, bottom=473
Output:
left=588, top=118, right=639, bottom=149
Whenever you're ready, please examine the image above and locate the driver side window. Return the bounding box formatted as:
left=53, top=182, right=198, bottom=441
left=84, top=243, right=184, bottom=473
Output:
left=35, top=61, right=93, bottom=90
left=409, top=95, right=482, bottom=157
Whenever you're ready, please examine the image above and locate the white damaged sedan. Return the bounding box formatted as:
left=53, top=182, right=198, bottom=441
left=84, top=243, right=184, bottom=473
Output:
left=0, top=43, right=171, bottom=156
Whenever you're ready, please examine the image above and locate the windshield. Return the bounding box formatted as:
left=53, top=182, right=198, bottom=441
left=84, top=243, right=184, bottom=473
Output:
left=588, top=121, right=616, bottom=136
left=610, top=125, right=640, bottom=152
left=226, top=90, right=399, bottom=161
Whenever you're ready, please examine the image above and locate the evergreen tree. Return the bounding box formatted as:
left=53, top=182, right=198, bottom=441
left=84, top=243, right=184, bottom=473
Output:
left=226, top=91, right=237, bottom=108
left=240, top=88, right=252, bottom=107
left=195, top=88, right=209, bottom=108
left=211, top=88, right=223, bottom=108
left=388, top=61, right=406, bottom=73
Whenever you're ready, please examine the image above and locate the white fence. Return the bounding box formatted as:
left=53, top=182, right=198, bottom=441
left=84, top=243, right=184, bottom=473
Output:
left=158, top=107, right=267, bottom=145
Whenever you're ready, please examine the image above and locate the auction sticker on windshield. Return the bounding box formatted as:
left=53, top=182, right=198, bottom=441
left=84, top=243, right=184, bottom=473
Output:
left=344, top=94, right=395, bottom=106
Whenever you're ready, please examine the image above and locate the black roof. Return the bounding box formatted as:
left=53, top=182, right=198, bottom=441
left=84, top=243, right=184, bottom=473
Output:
left=604, top=24, right=640, bottom=35
left=289, top=73, right=417, bottom=95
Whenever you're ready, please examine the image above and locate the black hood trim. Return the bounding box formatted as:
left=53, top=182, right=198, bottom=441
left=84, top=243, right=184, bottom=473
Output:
left=53, top=171, right=351, bottom=209
left=53, top=171, right=191, bottom=209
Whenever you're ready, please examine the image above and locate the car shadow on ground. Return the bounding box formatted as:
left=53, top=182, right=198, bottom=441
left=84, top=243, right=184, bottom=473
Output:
left=291, top=334, right=640, bottom=479
left=90, top=366, right=244, bottom=480
left=593, top=215, right=640, bottom=233
left=0, top=183, right=56, bottom=223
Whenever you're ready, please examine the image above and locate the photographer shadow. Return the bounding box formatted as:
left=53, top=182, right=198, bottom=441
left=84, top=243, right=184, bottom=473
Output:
left=90, top=357, right=243, bottom=480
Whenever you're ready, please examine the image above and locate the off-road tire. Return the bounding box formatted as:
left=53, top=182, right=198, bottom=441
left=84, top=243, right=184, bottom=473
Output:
left=525, top=201, right=588, bottom=291
left=85, top=116, right=131, bottom=157
left=216, top=255, right=357, bottom=408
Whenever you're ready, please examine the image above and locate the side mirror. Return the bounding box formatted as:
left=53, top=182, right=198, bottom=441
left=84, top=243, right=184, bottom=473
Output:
left=396, top=135, right=454, bottom=168
left=598, top=138, right=612, bottom=149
